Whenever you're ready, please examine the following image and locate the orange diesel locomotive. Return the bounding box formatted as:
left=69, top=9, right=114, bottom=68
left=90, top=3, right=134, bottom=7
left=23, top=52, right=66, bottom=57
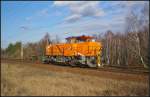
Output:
left=44, top=35, right=102, bottom=67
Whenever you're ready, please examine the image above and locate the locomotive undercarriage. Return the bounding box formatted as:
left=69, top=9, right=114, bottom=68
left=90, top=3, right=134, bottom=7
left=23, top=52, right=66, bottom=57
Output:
left=43, top=55, right=102, bottom=68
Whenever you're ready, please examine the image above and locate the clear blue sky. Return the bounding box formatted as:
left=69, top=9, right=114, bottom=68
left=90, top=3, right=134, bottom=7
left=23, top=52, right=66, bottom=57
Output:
left=1, top=1, right=148, bottom=48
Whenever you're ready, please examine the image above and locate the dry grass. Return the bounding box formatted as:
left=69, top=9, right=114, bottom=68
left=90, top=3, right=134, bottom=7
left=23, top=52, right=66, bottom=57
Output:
left=1, top=63, right=149, bottom=96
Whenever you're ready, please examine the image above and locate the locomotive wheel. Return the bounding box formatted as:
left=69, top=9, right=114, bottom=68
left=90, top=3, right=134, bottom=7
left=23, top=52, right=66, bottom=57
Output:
left=68, top=57, right=76, bottom=67
left=69, top=61, right=76, bottom=67
left=86, top=58, right=97, bottom=68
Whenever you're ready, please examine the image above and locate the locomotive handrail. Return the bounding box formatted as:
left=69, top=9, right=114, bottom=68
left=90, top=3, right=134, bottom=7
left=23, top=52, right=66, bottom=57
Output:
left=55, top=44, right=64, bottom=56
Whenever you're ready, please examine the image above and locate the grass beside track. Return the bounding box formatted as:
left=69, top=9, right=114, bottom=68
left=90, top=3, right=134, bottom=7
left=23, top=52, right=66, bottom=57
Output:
left=1, top=62, right=149, bottom=96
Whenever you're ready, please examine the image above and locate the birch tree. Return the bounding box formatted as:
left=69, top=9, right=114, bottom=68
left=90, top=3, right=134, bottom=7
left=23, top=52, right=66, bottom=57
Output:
left=125, top=3, right=149, bottom=68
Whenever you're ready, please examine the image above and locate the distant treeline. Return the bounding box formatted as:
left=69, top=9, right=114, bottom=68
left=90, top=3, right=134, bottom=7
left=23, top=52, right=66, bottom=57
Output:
left=1, top=33, right=59, bottom=61
left=1, top=3, right=149, bottom=68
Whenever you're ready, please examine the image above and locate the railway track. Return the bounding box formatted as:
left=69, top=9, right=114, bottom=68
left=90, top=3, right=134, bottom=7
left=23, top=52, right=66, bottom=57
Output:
left=1, top=58, right=149, bottom=75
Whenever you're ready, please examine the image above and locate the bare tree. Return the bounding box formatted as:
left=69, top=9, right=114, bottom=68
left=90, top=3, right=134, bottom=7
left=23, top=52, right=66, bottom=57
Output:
left=103, top=30, right=114, bottom=65
left=125, top=3, right=149, bottom=68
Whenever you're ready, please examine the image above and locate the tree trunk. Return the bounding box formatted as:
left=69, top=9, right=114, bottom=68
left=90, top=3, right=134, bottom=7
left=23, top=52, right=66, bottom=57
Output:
left=136, top=33, right=148, bottom=68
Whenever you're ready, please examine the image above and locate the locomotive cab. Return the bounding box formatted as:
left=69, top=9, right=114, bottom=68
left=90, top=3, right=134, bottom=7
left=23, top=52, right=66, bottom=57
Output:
left=66, top=35, right=95, bottom=43
left=65, top=35, right=102, bottom=67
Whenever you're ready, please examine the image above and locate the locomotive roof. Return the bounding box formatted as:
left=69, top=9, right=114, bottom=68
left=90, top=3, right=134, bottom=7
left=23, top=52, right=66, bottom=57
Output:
left=66, top=35, right=94, bottom=40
